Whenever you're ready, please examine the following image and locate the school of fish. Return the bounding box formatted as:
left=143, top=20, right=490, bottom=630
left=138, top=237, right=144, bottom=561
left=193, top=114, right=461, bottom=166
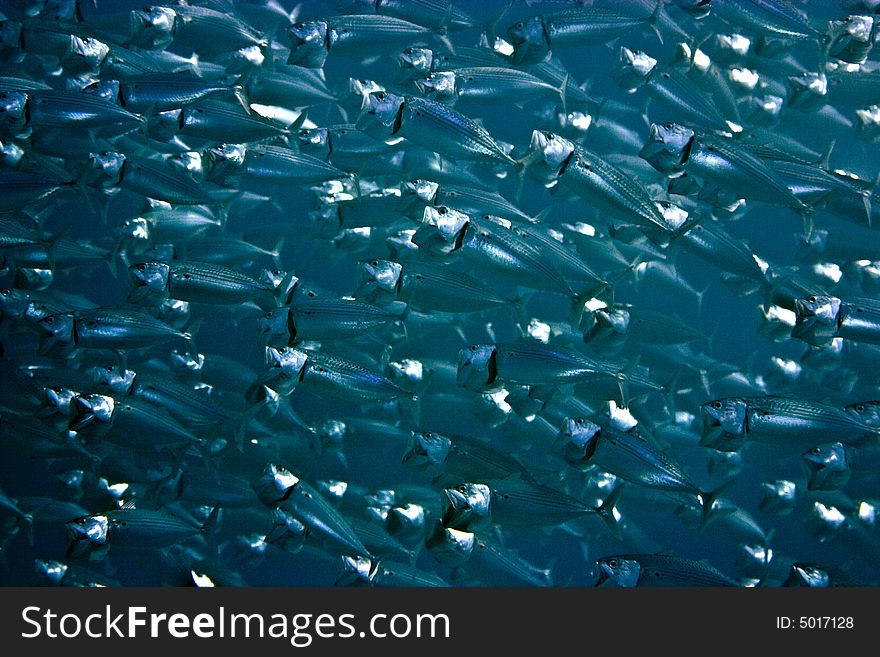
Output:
left=0, top=0, right=879, bottom=587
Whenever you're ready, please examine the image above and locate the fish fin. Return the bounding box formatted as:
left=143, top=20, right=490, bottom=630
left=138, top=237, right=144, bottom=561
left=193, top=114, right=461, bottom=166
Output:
left=558, top=72, right=569, bottom=116
left=595, top=484, right=623, bottom=539
left=819, top=139, right=836, bottom=169
left=271, top=237, right=286, bottom=269
left=697, top=480, right=733, bottom=529
left=200, top=505, right=221, bottom=543
left=120, top=499, right=137, bottom=510
left=647, top=0, right=665, bottom=45
left=480, top=0, right=516, bottom=48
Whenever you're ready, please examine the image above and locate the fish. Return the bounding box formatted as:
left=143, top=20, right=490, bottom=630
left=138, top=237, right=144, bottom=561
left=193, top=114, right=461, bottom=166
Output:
left=700, top=395, right=878, bottom=450
left=37, top=307, right=193, bottom=354
left=357, top=91, right=516, bottom=165
left=557, top=417, right=722, bottom=522
left=793, top=294, right=880, bottom=347
left=66, top=503, right=218, bottom=558
left=287, top=15, right=449, bottom=68
left=595, top=553, right=740, bottom=587
left=803, top=441, right=880, bottom=491
left=127, top=260, right=287, bottom=308
left=506, top=4, right=664, bottom=65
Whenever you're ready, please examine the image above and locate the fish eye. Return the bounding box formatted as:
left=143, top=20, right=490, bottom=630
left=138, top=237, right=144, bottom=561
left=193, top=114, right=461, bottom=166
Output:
left=810, top=447, right=821, bottom=455
left=514, top=22, right=523, bottom=29
left=469, top=345, right=477, bottom=352
left=856, top=404, right=865, bottom=412
left=424, top=432, right=433, bottom=439
left=375, top=92, right=386, bottom=100
left=607, top=559, right=618, bottom=568
left=370, top=260, right=379, bottom=266
left=712, top=401, right=722, bottom=409
left=808, top=296, right=816, bottom=302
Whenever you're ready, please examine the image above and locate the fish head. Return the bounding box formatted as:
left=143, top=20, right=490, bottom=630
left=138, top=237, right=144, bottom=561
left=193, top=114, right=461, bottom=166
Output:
left=87, top=363, right=136, bottom=395
left=296, top=126, right=330, bottom=157
left=43, top=386, right=77, bottom=415
left=128, top=261, right=170, bottom=301
left=526, top=130, right=575, bottom=182
left=0, top=91, right=28, bottom=134
left=65, top=35, right=109, bottom=73
left=784, top=564, right=830, bottom=588
left=252, top=463, right=300, bottom=506
left=86, top=79, right=122, bottom=107
left=787, top=72, right=827, bottom=111
left=286, top=20, right=329, bottom=68
left=335, top=555, right=376, bottom=587
left=263, top=507, right=308, bottom=553
left=425, top=522, right=474, bottom=566
left=357, top=259, right=402, bottom=297
left=146, top=108, right=183, bottom=141
left=386, top=503, right=426, bottom=540
left=456, top=344, right=498, bottom=391
left=611, top=47, right=656, bottom=92
left=556, top=417, right=601, bottom=466
left=441, top=482, right=491, bottom=531
left=506, top=16, right=548, bottom=64
left=37, top=312, right=75, bottom=352
left=398, top=179, right=439, bottom=213
left=386, top=357, right=423, bottom=390
left=805, top=502, right=846, bottom=542
left=595, top=556, right=641, bottom=587
left=259, top=307, right=293, bottom=347
left=422, top=206, right=469, bottom=246
left=584, top=305, right=630, bottom=344
left=403, top=431, right=451, bottom=470
left=792, top=294, right=841, bottom=345
left=803, top=442, right=850, bottom=491
left=130, top=6, right=176, bottom=50
left=414, top=71, right=457, bottom=102
left=263, top=347, right=308, bottom=385
left=34, top=559, right=68, bottom=585
left=845, top=400, right=880, bottom=428
left=655, top=200, right=690, bottom=232
left=356, top=90, right=404, bottom=139
left=640, top=123, right=694, bottom=174
left=66, top=513, right=109, bottom=546
left=700, top=397, right=748, bottom=449
left=0, top=287, right=29, bottom=319
left=758, top=479, right=796, bottom=515
left=69, top=393, right=115, bottom=431
left=825, top=15, right=876, bottom=65
left=85, top=150, right=125, bottom=189
left=395, top=47, right=434, bottom=83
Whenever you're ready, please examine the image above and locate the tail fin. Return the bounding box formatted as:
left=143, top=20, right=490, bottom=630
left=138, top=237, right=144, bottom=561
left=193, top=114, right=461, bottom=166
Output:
left=595, top=485, right=623, bottom=538
left=199, top=505, right=221, bottom=545
left=697, top=480, right=732, bottom=529
left=647, top=0, right=665, bottom=45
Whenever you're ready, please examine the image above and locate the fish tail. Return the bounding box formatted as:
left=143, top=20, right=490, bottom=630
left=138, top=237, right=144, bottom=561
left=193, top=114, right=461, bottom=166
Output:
left=480, top=0, right=516, bottom=47
left=22, top=513, right=34, bottom=546
left=697, top=481, right=731, bottom=529
left=647, top=0, right=665, bottom=45
left=271, top=237, right=286, bottom=270
left=595, top=485, right=623, bottom=538
left=557, top=72, right=569, bottom=116
left=200, top=505, right=221, bottom=545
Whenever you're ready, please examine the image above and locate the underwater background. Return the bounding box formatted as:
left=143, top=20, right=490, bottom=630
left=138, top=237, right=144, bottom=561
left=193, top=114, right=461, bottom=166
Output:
left=0, top=0, right=879, bottom=587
